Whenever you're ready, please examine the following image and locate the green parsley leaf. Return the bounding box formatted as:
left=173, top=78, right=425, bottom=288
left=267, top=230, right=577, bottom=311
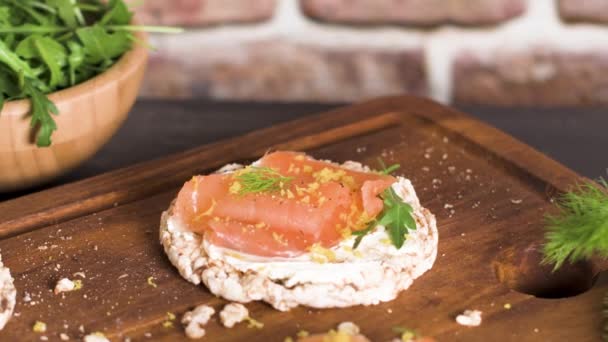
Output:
left=543, top=179, right=608, bottom=271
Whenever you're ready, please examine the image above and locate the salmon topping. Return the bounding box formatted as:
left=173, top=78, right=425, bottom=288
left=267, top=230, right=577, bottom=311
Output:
left=174, top=151, right=395, bottom=257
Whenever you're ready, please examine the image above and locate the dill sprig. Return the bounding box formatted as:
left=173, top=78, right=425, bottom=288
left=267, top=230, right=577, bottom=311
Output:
left=543, top=179, right=608, bottom=271
left=234, top=167, right=293, bottom=196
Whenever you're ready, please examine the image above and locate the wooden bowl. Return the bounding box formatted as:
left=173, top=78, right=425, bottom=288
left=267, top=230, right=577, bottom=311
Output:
left=0, top=32, right=148, bottom=192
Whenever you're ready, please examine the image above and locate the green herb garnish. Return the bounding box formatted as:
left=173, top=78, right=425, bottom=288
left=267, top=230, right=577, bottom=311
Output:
left=0, top=0, right=181, bottom=147
left=234, top=167, right=293, bottom=196
left=543, top=179, right=608, bottom=271
left=378, top=157, right=401, bottom=175
left=353, top=162, right=417, bottom=249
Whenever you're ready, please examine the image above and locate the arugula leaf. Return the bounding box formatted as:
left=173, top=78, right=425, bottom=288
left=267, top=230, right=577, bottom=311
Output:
left=5, top=0, right=50, bottom=25
left=0, top=0, right=179, bottom=147
left=23, top=79, right=59, bottom=147
left=382, top=188, right=416, bottom=248
left=352, top=160, right=416, bottom=249
left=0, top=6, right=10, bottom=25
left=0, top=39, right=37, bottom=79
left=353, top=188, right=417, bottom=249
left=0, top=68, right=18, bottom=97
left=100, top=0, right=132, bottom=25
left=46, top=0, right=79, bottom=28
left=66, top=40, right=84, bottom=85
left=16, top=35, right=67, bottom=88
left=76, top=25, right=130, bottom=64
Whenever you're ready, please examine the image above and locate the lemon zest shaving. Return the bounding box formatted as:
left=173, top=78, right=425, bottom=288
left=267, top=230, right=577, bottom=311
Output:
left=272, top=232, right=288, bottom=246
left=245, top=316, right=264, bottom=329
left=147, top=276, right=157, bottom=288
left=296, top=330, right=310, bottom=338
left=194, top=198, right=217, bottom=222
left=309, top=243, right=336, bottom=264
left=229, top=181, right=242, bottom=194
left=32, top=321, right=47, bottom=333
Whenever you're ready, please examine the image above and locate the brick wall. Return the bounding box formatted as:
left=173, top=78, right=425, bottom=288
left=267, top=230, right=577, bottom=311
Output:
left=136, top=0, right=608, bottom=106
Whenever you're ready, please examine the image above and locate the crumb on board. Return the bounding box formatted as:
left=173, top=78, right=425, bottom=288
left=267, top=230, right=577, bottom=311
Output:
left=83, top=332, right=109, bottom=342
left=220, top=303, right=249, bottom=328
left=455, top=310, right=482, bottom=327
left=510, top=199, right=523, bottom=204
left=182, top=304, right=215, bottom=339
left=337, top=322, right=360, bottom=335
left=504, top=303, right=512, bottom=310
left=54, top=278, right=82, bottom=294
left=59, top=333, right=69, bottom=341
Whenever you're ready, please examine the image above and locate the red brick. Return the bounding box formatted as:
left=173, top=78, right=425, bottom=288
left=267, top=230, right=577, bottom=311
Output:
left=134, top=0, right=276, bottom=26
left=453, top=48, right=608, bottom=106
left=558, top=0, right=608, bottom=23
left=140, top=40, right=427, bottom=102
left=301, top=0, right=526, bottom=26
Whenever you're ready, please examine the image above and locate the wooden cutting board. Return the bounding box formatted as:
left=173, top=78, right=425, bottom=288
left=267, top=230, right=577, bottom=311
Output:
left=0, top=96, right=604, bottom=341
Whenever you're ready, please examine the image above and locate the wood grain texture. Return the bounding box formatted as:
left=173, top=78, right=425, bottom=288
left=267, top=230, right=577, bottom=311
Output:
left=0, top=31, right=148, bottom=193
left=0, top=96, right=604, bottom=341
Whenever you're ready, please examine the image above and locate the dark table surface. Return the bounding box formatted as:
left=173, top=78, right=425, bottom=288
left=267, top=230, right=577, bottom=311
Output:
left=2, top=100, right=607, bottom=201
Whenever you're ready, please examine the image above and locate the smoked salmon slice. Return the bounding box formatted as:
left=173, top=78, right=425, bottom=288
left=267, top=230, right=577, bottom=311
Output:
left=174, top=151, right=395, bottom=257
